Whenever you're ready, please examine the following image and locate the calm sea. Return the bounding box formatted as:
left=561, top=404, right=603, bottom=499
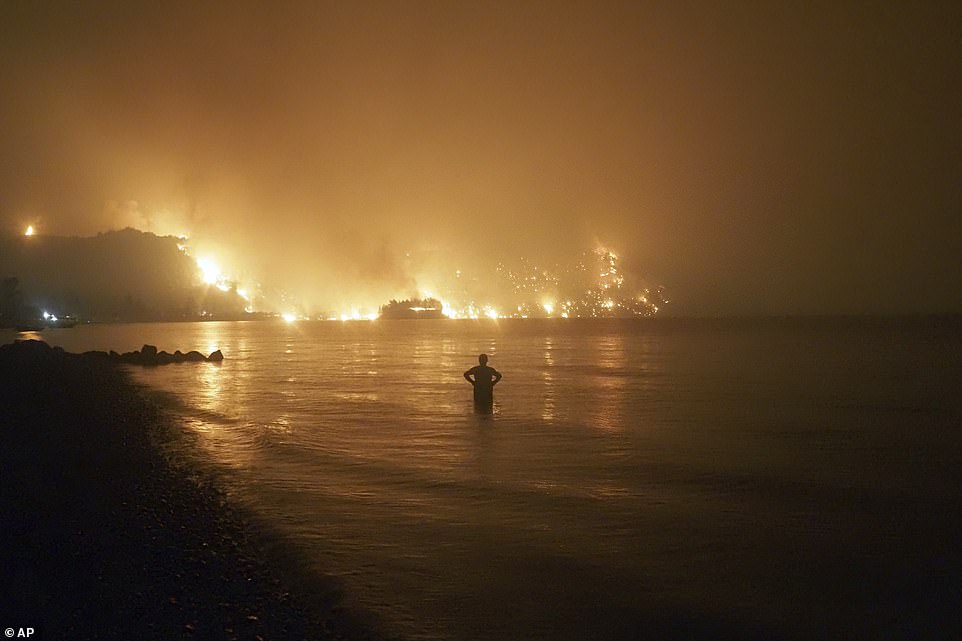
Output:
left=8, top=318, right=962, bottom=640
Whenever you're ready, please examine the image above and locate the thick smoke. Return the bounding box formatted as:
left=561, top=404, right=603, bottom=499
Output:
left=1, top=3, right=959, bottom=315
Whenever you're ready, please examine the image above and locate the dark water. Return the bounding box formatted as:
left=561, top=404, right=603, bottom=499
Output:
left=12, top=317, right=962, bottom=640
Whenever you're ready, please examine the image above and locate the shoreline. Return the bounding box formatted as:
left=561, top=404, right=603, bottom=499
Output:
left=0, top=339, right=381, bottom=640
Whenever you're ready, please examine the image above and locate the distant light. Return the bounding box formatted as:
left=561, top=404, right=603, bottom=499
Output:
left=24, top=225, right=35, bottom=236
left=542, top=301, right=554, bottom=315
left=334, top=310, right=375, bottom=321
left=196, top=257, right=221, bottom=285
left=484, top=307, right=499, bottom=320
left=42, top=311, right=50, bottom=320
left=282, top=312, right=297, bottom=322
left=441, top=302, right=459, bottom=319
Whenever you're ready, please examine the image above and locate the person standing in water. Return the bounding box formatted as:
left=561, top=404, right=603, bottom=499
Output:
left=464, top=353, right=502, bottom=412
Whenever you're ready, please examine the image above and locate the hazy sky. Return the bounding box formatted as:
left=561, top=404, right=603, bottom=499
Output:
left=1, top=1, right=959, bottom=314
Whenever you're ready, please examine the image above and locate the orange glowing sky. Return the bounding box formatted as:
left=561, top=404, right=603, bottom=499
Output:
left=1, top=2, right=960, bottom=315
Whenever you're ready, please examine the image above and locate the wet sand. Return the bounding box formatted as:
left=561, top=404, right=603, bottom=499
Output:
left=0, top=340, right=378, bottom=640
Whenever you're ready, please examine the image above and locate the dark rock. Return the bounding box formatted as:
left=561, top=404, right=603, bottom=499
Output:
left=2, top=341, right=31, bottom=359
left=14, top=339, right=51, bottom=352
left=12, top=341, right=218, bottom=367
left=4, top=340, right=61, bottom=364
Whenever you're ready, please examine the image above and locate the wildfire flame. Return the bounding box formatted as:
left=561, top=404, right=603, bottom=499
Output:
left=176, top=234, right=260, bottom=313
left=403, top=247, right=660, bottom=320
left=174, top=235, right=661, bottom=321
left=196, top=256, right=223, bottom=286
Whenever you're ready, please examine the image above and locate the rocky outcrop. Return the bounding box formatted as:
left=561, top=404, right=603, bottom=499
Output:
left=1, top=341, right=226, bottom=366
left=114, top=344, right=225, bottom=365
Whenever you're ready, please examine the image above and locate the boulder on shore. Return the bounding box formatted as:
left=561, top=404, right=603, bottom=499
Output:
left=117, top=346, right=225, bottom=365
left=3, top=340, right=223, bottom=367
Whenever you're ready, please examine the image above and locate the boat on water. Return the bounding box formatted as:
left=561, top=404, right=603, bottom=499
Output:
left=378, top=297, right=445, bottom=319
left=10, top=315, right=81, bottom=332
left=45, top=317, right=78, bottom=329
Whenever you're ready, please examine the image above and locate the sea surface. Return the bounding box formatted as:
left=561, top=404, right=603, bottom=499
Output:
left=9, top=317, right=962, bottom=640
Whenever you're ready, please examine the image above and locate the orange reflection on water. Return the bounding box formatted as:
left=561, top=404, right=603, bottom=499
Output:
left=177, top=321, right=262, bottom=471
left=542, top=336, right=556, bottom=422
left=589, top=333, right=627, bottom=432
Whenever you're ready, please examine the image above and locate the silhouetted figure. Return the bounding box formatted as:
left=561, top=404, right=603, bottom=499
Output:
left=464, top=353, right=502, bottom=413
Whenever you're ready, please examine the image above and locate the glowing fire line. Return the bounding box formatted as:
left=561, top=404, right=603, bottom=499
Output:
left=175, top=237, right=661, bottom=321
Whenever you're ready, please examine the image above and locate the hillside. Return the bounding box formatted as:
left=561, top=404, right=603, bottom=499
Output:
left=0, top=229, right=246, bottom=322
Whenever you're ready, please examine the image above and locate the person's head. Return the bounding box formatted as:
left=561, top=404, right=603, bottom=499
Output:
left=478, top=353, right=488, bottom=365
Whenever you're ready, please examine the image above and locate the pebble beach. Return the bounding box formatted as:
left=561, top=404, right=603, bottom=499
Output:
left=0, top=339, right=379, bottom=641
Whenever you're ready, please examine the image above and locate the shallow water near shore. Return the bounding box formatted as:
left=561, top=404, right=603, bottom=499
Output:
left=13, top=317, right=962, bottom=640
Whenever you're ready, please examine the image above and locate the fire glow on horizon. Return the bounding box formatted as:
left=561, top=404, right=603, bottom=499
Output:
left=8, top=221, right=667, bottom=322
left=177, top=236, right=255, bottom=313
left=420, top=248, right=664, bottom=320
left=389, top=248, right=665, bottom=321
left=172, top=231, right=664, bottom=321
